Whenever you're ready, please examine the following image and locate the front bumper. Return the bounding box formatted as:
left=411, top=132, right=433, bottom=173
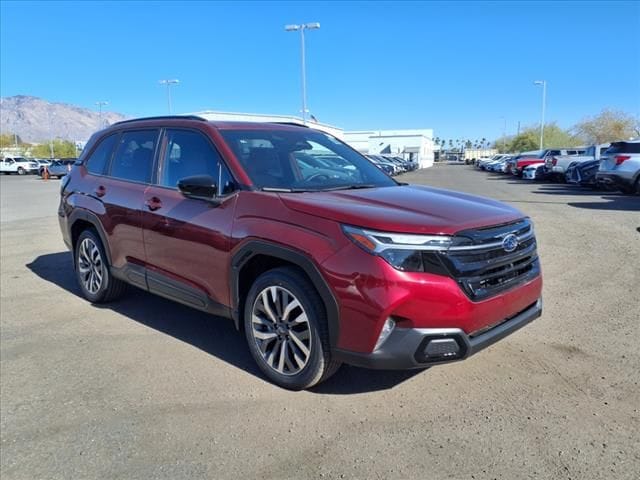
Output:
left=333, top=298, right=542, bottom=369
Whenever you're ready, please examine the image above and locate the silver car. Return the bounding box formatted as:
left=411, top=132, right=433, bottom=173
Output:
left=596, top=140, right=640, bottom=194
left=47, top=160, right=76, bottom=178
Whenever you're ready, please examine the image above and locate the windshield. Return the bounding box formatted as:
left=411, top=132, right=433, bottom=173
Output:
left=220, top=128, right=397, bottom=191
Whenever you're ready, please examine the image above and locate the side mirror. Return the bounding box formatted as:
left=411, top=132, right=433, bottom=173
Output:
left=177, top=175, right=219, bottom=203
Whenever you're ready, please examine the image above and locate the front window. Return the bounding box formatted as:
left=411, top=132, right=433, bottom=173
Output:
left=220, top=128, right=397, bottom=191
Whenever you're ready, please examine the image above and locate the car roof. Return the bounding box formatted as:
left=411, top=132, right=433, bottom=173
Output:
left=110, top=115, right=311, bottom=132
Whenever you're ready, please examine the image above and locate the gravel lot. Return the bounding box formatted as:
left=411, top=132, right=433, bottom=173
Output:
left=1, top=166, right=639, bottom=480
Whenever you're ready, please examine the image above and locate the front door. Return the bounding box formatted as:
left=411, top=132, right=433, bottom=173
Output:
left=142, top=128, right=237, bottom=311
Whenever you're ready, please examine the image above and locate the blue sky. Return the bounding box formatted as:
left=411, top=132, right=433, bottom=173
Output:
left=1, top=0, right=639, bottom=141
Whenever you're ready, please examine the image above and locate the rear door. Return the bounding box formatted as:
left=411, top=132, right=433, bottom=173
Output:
left=98, top=129, right=159, bottom=285
left=141, top=128, right=237, bottom=310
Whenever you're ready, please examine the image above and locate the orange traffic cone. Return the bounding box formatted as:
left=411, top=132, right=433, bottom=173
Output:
left=43, top=166, right=50, bottom=181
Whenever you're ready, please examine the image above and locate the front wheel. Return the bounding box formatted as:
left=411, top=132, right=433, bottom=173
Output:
left=17, top=167, right=25, bottom=175
left=75, top=229, right=126, bottom=303
left=244, top=267, right=340, bottom=390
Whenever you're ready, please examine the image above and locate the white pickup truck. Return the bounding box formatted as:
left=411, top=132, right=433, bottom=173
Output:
left=0, top=157, right=40, bottom=175
left=545, top=143, right=610, bottom=178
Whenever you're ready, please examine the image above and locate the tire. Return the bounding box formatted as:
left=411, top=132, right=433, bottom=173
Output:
left=74, top=229, right=127, bottom=303
left=620, top=179, right=639, bottom=195
left=243, top=266, right=341, bottom=390
left=17, top=167, right=25, bottom=175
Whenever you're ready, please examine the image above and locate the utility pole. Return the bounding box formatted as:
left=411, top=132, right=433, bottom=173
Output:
left=285, top=22, right=320, bottom=125
left=534, top=80, right=547, bottom=149
left=95, top=101, right=109, bottom=127
left=159, top=79, right=180, bottom=114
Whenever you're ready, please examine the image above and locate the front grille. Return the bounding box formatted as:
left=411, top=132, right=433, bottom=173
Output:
left=440, top=219, right=540, bottom=301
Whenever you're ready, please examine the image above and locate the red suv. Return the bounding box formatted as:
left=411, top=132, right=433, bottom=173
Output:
left=59, top=116, right=542, bottom=389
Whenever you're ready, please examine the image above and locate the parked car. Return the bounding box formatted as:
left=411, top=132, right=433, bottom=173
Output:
left=565, top=159, right=601, bottom=187
left=47, top=159, right=76, bottom=178
left=545, top=143, right=610, bottom=180
left=522, top=164, right=547, bottom=181
left=512, top=149, right=586, bottom=177
left=478, top=154, right=508, bottom=170
left=367, top=157, right=395, bottom=176
left=35, top=159, right=52, bottom=176
left=486, top=156, right=512, bottom=172
left=59, top=116, right=542, bottom=390
left=367, top=155, right=400, bottom=175
left=596, top=140, right=640, bottom=194
left=0, top=156, right=39, bottom=175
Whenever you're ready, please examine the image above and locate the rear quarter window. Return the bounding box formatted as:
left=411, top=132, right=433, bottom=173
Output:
left=85, top=134, right=118, bottom=175
left=606, top=142, right=640, bottom=154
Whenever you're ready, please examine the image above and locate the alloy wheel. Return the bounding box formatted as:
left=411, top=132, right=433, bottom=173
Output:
left=77, top=237, right=104, bottom=294
left=251, top=286, right=312, bottom=376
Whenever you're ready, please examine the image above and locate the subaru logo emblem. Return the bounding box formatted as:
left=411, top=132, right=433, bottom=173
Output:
left=502, top=234, right=518, bottom=253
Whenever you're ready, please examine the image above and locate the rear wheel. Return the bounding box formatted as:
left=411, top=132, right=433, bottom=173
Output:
left=17, top=167, right=25, bottom=175
left=75, top=229, right=126, bottom=303
left=244, top=267, right=340, bottom=390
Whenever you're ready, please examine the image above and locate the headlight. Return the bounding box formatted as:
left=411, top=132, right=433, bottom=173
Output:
left=342, top=225, right=452, bottom=273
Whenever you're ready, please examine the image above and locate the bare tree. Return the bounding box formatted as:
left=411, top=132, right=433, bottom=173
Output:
left=574, top=109, right=640, bottom=144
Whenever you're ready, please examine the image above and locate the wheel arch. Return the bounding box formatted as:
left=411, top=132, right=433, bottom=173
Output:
left=68, top=209, right=112, bottom=267
left=231, top=240, right=340, bottom=348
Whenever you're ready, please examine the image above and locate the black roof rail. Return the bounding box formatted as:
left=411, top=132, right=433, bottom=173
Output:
left=113, top=115, right=208, bottom=126
left=270, top=121, right=309, bottom=128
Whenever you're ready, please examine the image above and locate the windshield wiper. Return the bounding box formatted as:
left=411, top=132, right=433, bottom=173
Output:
left=319, top=184, right=378, bottom=191
left=261, top=187, right=310, bottom=193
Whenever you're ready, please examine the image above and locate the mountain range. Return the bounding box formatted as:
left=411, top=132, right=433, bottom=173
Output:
left=0, top=95, right=128, bottom=143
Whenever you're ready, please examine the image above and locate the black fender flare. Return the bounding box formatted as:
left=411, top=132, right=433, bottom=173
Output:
left=67, top=209, right=112, bottom=267
left=230, top=240, right=340, bottom=348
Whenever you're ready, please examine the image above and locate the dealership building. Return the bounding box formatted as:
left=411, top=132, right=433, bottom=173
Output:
left=191, top=110, right=435, bottom=168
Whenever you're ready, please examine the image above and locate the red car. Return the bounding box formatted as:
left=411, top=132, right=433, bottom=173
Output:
left=58, top=116, right=542, bottom=389
left=512, top=148, right=584, bottom=176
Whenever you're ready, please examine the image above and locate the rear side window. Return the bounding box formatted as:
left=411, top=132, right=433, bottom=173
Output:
left=85, top=134, right=118, bottom=175
left=606, top=142, right=640, bottom=154
left=159, top=129, right=234, bottom=194
left=109, top=130, right=159, bottom=183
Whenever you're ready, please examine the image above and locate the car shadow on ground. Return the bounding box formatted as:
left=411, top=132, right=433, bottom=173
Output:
left=26, top=252, right=424, bottom=394
left=567, top=195, right=640, bottom=212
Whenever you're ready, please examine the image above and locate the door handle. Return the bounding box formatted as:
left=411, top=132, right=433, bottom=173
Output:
left=145, top=196, right=162, bottom=211
left=95, top=185, right=106, bottom=197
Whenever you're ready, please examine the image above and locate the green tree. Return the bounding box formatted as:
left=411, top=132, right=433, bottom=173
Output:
left=0, top=133, right=22, bottom=148
left=32, top=139, right=77, bottom=158
left=573, top=109, right=640, bottom=144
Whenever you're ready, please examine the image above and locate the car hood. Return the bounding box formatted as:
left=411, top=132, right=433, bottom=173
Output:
left=279, top=185, right=524, bottom=235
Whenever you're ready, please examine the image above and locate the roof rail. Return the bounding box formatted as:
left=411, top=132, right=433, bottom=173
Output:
left=271, top=121, right=309, bottom=128
left=113, top=115, right=208, bottom=126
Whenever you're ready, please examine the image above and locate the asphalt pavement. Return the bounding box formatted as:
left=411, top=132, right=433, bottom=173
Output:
left=1, top=168, right=638, bottom=479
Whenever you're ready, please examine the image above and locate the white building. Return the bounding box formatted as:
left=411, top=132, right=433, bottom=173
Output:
left=343, top=129, right=435, bottom=168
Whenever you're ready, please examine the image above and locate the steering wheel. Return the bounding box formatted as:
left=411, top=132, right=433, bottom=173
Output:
left=305, top=173, right=331, bottom=183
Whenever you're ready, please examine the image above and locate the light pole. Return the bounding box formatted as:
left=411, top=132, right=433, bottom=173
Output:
left=534, top=80, right=547, bottom=149
left=95, top=101, right=108, bottom=127
left=500, top=116, right=507, bottom=152
left=285, top=22, right=320, bottom=125
left=47, top=109, right=56, bottom=159
left=159, top=79, right=179, bottom=114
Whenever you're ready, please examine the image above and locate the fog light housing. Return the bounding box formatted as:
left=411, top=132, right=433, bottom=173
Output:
left=374, top=318, right=396, bottom=351
left=424, top=338, right=460, bottom=358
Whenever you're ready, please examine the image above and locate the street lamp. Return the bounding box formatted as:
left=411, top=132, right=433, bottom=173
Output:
left=533, top=80, right=547, bottom=149
left=159, top=79, right=180, bottom=114
left=47, top=109, right=56, bottom=159
left=285, top=22, right=320, bottom=125
left=95, top=101, right=108, bottom=127
left=500, top=116, right=507, bottom=152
